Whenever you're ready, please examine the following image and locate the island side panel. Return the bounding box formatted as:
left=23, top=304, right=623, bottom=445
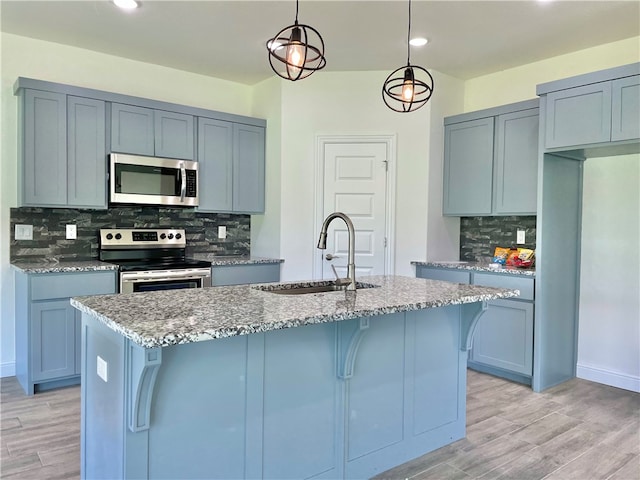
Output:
left=344, top=306, right=467, bottom=478
left=147, top=336, right=250, bottom=479
left=81, top=313, right=126, bottom=480
left=262, top=322, right=340, bottom=479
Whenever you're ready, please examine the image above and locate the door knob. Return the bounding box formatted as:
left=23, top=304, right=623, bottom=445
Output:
left=325, top=253, right=341, bottom=261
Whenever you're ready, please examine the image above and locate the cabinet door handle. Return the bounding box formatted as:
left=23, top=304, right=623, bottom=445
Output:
left=179, top=161, right=186, bottom=202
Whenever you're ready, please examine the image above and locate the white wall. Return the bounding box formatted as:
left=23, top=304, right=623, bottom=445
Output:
left=250, top=77, right=282, bottom=259
left=267, top=70, right=463, bottom=282
left=0, top=33, right=253, bottom=376
left=578, top=155, right=640, bottom=392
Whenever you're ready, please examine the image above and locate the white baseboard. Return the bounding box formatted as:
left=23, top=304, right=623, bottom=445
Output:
left=577, top=363, right=640, bottom=393
left=1, top=361, right=16, bottom=378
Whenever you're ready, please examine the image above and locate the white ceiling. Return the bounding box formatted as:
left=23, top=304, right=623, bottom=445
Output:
left=1, top=1, right=639, bottom=86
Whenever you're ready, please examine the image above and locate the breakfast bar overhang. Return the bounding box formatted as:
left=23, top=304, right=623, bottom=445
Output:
left=71, top=275, right=518, bottom=479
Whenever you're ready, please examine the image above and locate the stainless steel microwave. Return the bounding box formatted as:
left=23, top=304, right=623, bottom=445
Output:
left=109, top=154, right=199, bottom=207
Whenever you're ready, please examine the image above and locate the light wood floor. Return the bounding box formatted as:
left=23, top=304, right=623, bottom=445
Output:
left=1, top=370, right=638, bottom=479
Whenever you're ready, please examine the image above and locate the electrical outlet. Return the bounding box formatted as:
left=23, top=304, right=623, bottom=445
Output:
left=15, top=224, right=33, bottom=240
left=517, top=229, right=526, bottom=244
left=218, top=226, right=227, bottom=239
left=66, top=224, right=77, bottom=240
left=97, top=355, right=108, bottom=382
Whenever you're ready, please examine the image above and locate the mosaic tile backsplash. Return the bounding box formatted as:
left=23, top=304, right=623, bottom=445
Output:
left=10, top=207, right=250, bottom=262
left=460, top=216, right=537, bottom=262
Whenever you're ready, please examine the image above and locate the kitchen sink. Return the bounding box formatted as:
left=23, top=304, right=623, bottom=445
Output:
left=253, top=281, right=379, bottom=295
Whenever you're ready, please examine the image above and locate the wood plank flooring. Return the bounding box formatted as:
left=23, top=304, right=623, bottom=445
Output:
left=1, top=370, right=638, bottom=479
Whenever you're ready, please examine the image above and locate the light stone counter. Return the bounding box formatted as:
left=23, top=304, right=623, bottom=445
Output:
left=192, top=254, right=284, bottom=266
left=11, top=256, right=282, bottom=274
left=412, top=260, right=536, bottom=277
left=71, top=275, right=518, bottom=348
left=11, top=260, right=119, bottom=274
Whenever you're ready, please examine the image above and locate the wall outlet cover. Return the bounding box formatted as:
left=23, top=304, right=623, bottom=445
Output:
left=97, top=355, right=108, bottom=382
left=66, top=224, right=77, bottom=240
left=218, top=226, right=227, bottom=239
left=15, top=224, right=33, bottom=240
left=517, top=229, right=526, bottom=244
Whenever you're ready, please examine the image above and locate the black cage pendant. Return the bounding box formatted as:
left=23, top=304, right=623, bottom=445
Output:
left=266, top=0, right=326, bottom=81
left=382, top=0, right=434, bottom=112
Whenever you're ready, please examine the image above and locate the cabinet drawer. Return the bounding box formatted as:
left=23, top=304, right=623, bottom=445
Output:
left=31, top=272, right=116, bottom=300
left=212, top=263, right=280, bottom=286
left=415, top=266, right=470, bottom=284
left=472, top=273, right=534, bottom=301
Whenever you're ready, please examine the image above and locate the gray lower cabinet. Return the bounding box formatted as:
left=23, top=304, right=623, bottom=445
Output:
left=443, top=100, right=539, bottom=216
left=19, top=89, right=107, bottom=208
left=469, top=299, right=534, bottom=376
left=212, top=263, right=280, bottom=286
left=110, top=103, right=195, bottom=160
left=415, top=266, right=535, bottom=384
left=14, top=270, right=116, bottom=395
left=198, top=118, right=266, bottom=214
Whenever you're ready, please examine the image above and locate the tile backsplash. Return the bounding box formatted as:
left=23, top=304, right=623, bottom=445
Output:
left=460, top=216, right=536, bottom=262
left=10, top=207, right=250, bottom=263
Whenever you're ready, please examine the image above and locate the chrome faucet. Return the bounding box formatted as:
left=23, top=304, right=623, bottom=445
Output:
left=317, top=212, right=357, bottom=291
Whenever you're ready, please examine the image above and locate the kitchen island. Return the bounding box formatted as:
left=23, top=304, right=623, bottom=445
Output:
left=71, top=275, right=518, bottom=480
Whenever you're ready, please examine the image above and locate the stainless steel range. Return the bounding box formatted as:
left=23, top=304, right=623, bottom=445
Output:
left=99, top=228, right=212, bottom=293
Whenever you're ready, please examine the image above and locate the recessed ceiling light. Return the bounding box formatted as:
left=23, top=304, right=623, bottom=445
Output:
left=112, top=0, right=140, bottom=10
left=409, top=37, right=429, bottom=47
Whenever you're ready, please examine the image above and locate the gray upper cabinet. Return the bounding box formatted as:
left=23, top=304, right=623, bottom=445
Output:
left=493, top=109, right=539, bottom=214
left=68, top=96, right=106, bottom=208
left=154, top=110, right=195, bottom=160
left=544, top=82, right=612, bottom=149
left=443, top=99, right=539, bottom=216
left=234, top=124, right=266, bottom=214
left=15, top=77, right=266, bottom=210
left=537, top=64, right=640, bottom=149
left=110, top=103, right=154, bottom=155
left=198, top=119, right=266, bottom=214
left=611, top=76, right=640, bottom=141
left=198, top=118, right=233, bottom=212
left=110, top=103, right=195, bottom=160
left=22, top=89, right=67, bottom=206
left=443, top=117, right=494, bottom=215
left=20, top=90, right=107, bottom=208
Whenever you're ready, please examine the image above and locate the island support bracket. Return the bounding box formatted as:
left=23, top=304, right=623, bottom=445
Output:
left=126, top=342, right=162, bottom=432
left=338, top=317, right=370, bottom=379
left=460, top=301, right=488, bottom=351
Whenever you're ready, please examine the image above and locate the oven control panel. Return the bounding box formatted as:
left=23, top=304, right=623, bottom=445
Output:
left=100, top=228, right=186, bottom=249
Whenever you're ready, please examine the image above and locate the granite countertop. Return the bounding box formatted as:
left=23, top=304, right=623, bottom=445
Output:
left=412, top=261, right=536, bottom=277
left=71, top=275, right=519, bottom=348
left=11, top=260, right=119, bottom=274
left=11, top=256, right=283, bottom=274
left=191, top=254, right=284, bottom=266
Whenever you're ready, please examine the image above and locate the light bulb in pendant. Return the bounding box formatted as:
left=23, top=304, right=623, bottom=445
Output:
left=402, top=68, right=415, bottom=102
left=286, top=27, right=305, bottom=77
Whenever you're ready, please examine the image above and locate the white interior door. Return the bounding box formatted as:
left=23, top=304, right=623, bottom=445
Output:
left=319, top=140, right=390, bottom=280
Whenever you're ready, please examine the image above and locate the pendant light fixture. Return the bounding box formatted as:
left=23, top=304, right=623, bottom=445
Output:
left=266, top=0, right=326, bottom=81
left=382, top=0, right=434, bottom=112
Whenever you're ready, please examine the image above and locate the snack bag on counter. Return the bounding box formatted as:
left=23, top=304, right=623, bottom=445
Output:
left=492, top=247, right=510, bottom=264
left=513, top=248, right=535, bottom=268
left=506, top=248, right=521, bottom=266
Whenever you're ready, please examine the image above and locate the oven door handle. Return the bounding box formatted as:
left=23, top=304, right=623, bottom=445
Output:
left=180, top=161, right=186, bottom=202
left=121, top=270, right=211, bottom=282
